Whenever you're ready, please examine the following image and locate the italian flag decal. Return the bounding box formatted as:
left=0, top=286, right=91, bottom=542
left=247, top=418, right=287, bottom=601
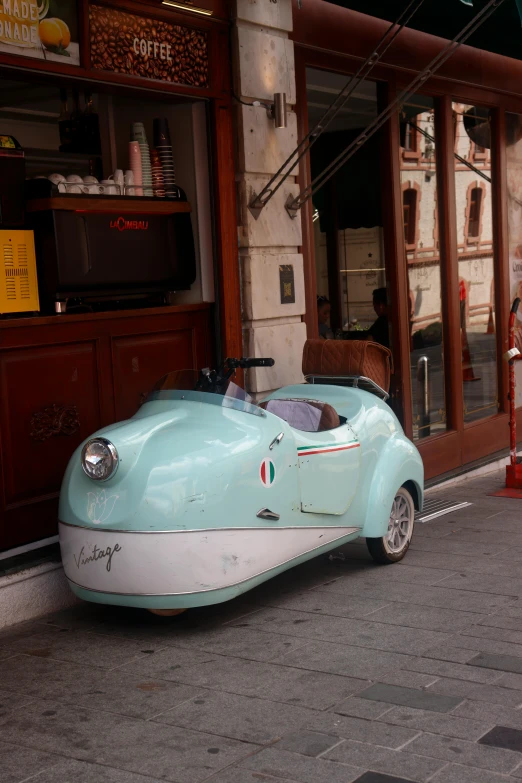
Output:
left=297, top=441, right=360, bottom=457
left=260, top=458, right=276, bottom=487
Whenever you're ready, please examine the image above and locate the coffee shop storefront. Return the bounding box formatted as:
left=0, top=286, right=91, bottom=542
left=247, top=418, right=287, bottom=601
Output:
left=291, top=0, right=522, bottom=479
left=0, top=0, right=241, bottom=557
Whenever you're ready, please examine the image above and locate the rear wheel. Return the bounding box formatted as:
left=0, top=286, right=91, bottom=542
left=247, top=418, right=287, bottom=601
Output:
left=366, top=486, right=415, bottom=565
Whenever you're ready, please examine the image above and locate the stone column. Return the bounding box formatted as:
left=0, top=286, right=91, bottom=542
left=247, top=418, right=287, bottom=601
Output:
left=233, top=0, right=307, bottom=396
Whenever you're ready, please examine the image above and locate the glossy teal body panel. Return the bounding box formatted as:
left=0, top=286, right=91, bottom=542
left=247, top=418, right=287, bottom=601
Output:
left=264, top=384, right=424, bottom=538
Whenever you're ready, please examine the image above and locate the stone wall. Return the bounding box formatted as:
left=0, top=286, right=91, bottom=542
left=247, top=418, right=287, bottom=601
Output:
left=233, top=0, right=307, bottom=395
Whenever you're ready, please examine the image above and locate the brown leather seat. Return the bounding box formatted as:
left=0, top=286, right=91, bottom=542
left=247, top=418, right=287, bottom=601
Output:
left=302, top=339, right=392, bottom=393
left=259, top=398, right=340, bottom=432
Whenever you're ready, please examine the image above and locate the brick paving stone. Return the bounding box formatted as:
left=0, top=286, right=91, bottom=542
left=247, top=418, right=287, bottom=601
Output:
left=372, top=670, right=439, bottom=689
left=461, top=625, right=522, bottom=646
left=0, top=654, right=203, bottom=720
left=16, top=758, right=173, bottom=783
left=357, top=683, right=463, bottom=714
left=0, top=629, right=163, bottom=670
left=442, top=636, right=522, bottom=659
left=231, top=607, right=453, bottom=655
left=332, top=696, right=394, bottom=720
left=120, top=647, right=370, bottom=710
left=274, top=730, right=342, bottom=757
left=0, top=740, right=59, bottom=783
left=239, top=747, right=363, bottom=783
left=272, top=640, right=416, bottom=680
left=324, top=740, right=446, bottom=782
left=430, top=763, right=514, bottom=782
left=0, top=701, right=256, bottom=783
left=205, top=768, right=297, bottom=783
left=403, top=656, right=504, bottom=684
left=315, top=579, right=512, bottom=613
left=451, top=699, right=522, bottom=729
left=479, top=725, right=522, bottom=753
left=304, top=712, right=421, bottom=749
left=426, top=676, right=522, bottom=708
left=352, top=774, right=430, bottom=783
left=0, top=688, right=33, bottom=720
left=402, top=733, right=522, bottom=774
left=155, top=625, right=310, bottom=662
left=152, top=690, right=317, bottom=744
left=258, top=591, right=392, bottom=620
left=361, top=603, right=481, bottom=633
left=378, top=705, right=494, bottom=741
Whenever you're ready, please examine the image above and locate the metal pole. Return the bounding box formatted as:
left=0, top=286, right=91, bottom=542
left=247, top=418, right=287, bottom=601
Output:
left=417, top=355, right=430, bottom=439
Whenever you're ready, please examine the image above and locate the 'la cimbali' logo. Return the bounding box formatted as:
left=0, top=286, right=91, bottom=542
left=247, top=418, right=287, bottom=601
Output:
left=110, top=216, right=149, bottom=232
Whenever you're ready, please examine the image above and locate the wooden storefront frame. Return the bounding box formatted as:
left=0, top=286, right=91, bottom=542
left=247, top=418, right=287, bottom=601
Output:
left=0, top=0, right=242, bottom=371
left=0, top=0, right=242, bottom=551
left=292, top=0, right=522, bottom=478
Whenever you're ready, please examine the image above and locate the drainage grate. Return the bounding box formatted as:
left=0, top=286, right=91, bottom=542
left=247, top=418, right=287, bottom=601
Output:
left=415, top=497, right=472, bottom=523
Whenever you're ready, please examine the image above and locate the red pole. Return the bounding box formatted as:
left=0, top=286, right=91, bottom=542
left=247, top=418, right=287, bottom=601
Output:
left=509, top=298, right=520, bottom=470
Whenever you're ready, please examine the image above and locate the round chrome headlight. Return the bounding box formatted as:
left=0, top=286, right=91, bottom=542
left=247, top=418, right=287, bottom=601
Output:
left=81, top=438, right=119, bottom=482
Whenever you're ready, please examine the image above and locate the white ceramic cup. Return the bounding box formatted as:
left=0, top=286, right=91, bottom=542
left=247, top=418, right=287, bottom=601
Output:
left=82, top=184, right=101, bottom=194
left=67, top=185, right=82, bottom=194
left=83, top=175, right=99, bottom=184
left=100, top=180, right=117, bottom=195
left=66, top=174, right=83, bottom=183
left=48, top=173, right=66, bottom=184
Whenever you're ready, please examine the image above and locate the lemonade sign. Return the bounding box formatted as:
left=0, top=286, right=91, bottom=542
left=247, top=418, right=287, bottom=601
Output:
left=0, top=0, right=79, bottom=64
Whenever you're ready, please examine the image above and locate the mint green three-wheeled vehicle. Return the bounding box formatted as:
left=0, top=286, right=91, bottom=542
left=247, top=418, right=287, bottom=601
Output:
left=58, top=353, right=423, bottom=615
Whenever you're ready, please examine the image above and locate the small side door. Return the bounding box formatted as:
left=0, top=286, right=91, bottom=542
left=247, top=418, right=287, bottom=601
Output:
left=297, top=422, right=361, bottom=515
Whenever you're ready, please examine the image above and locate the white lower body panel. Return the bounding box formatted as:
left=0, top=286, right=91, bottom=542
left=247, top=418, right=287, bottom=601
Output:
left=58, top=522, right=360, bottom=596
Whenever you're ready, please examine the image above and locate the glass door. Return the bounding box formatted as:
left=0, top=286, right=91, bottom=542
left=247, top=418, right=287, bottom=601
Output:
left=400, top=95, right=447, bottom=441
left=452, top=102, right=499, bottom=424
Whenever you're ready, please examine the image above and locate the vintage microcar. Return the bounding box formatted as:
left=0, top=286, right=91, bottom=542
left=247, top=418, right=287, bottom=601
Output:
left=58, top=343, right=424, bottom=615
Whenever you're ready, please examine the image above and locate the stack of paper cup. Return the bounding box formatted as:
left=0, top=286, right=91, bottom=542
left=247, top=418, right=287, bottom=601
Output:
left=153, top=117, right=178, bottom=199
left=150, top=150, right=165, bottom=198
left=129, top=141, right=143, bottom=197
left=131, top=123, right=153, bottom=197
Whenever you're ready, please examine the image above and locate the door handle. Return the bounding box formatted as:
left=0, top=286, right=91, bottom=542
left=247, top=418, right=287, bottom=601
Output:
left=269, top=432, right=284, bottom=450
left=257, top=508, right=280, bottom=521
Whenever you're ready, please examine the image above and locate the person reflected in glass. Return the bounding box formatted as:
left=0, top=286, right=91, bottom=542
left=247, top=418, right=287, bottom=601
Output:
left=317, top=295, right=334, bottom=340
left=367, top=287, right=390, bottom=349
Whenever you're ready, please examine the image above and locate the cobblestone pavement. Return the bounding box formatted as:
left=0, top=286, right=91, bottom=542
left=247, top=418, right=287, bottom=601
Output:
left=4, top=469, right=522, bottom=782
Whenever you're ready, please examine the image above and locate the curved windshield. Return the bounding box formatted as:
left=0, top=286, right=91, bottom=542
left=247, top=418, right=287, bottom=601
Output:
left=145, top=370, right=264, bottom=417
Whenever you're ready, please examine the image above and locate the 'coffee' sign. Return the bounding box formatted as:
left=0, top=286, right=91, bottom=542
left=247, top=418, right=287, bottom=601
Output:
left=89, top=5, right=209, bottom=88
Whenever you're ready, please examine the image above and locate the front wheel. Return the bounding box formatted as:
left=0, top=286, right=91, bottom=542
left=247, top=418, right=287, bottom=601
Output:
left=366, top=486, right=415, bottom=565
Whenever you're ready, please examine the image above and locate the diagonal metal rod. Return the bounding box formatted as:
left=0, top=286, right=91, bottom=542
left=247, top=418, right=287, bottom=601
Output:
left=248, top=0, right=427, bottom=218
left=407, top=118, right=491, bottom=183
left=286, top=0, right=505, bottom=218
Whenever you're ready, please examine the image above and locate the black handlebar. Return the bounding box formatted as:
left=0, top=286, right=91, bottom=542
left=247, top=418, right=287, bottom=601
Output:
left=512, top=298, right=521, bottom=315
left=226, top=357, right=275, bottom=369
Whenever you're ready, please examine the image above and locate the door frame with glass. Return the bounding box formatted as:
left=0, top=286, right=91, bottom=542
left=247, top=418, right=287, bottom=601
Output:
left=295, top=39, right=520, bottom=479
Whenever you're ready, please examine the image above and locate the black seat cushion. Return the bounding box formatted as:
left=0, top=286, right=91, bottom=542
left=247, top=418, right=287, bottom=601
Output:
left=259, top=398, right=340, bottom=432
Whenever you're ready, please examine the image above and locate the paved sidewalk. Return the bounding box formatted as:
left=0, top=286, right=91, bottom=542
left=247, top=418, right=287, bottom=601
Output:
left=4, top=469, right=522, bottom=782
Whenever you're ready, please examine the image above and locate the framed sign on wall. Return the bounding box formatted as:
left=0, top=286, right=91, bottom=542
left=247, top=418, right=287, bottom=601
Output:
left=0, top=0, right=80, bottom=64
left=89, top=4, right=209, bottom=88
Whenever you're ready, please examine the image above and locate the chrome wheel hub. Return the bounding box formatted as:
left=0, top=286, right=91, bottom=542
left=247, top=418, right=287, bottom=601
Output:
left=386, top=492, right=414, bottom=554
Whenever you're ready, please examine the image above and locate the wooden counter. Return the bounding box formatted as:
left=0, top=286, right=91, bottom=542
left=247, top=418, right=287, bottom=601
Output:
left=0, top=302, right=213, bottom=552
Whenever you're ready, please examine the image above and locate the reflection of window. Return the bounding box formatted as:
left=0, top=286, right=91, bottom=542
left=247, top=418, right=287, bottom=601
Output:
left=468, top=187, right=482, bottom=238
left=403, top=188, right=417, bottom=246
left=402, top=122, right=421, bottom=161
left=404, top=123, right=418, bottom=152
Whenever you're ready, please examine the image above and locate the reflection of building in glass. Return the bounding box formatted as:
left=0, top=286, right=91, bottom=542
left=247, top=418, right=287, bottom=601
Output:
left=402, top=105, right=493, bottom=340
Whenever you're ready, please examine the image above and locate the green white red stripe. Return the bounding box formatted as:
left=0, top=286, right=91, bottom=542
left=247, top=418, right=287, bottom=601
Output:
left=297, top=441, right=360, bottom=457
left=260, top=458, right=276, bottom=486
